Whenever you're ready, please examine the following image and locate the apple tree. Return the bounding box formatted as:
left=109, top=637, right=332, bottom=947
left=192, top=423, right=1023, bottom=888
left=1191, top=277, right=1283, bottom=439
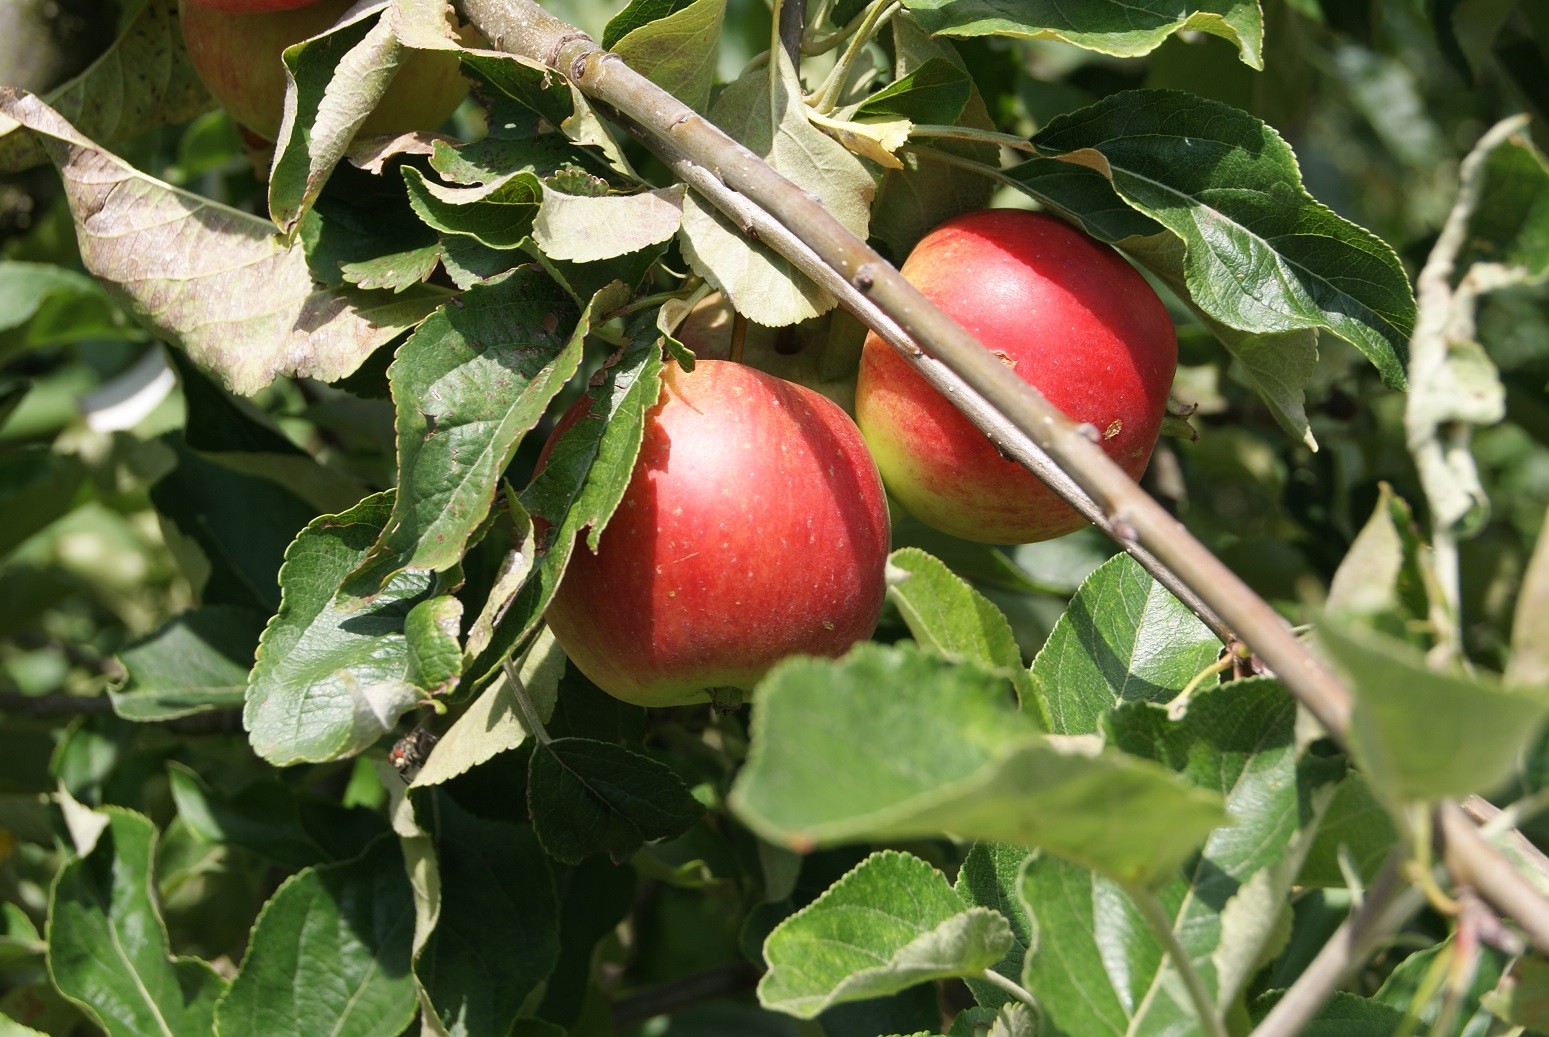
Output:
left=2, top=0, right=1549, bottom=1035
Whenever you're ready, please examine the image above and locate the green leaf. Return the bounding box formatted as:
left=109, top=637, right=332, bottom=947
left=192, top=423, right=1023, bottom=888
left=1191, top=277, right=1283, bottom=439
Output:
left=214, top=839, right=416, bottom=1037
left=1458, top=124, right=1549, bottom=280
left=46, top=808, right=227, bottom=1037
left=854, top=58, right=972, bottom=126
left=266, top=2, right=468, bottom=235
left=1484, top=956, right=1549, bottom=1030
left=0, top=262, right=110, bottom=335
left=954, top=844, right=1035, bottom=1010
left=1374, top=938, right=1505, bottom=1037
left=0, top=94, right=442, bottom=395
left=415, top=797, right=560, bottom=1036
left=0, top=446, right=85, bottom=560
left=886, top=548, right=1036, bottom=706
left=1012, top=90, right=1416, bottom=393
left=167, top=763, right=390, bottom=870
left=729, top=642, right=1225, bottom=886
left=1250, top=991, right=1405, bottom=1035
left=150, top=440, right=320, bottom=614
left=245, top=492, right=441, bottom=766
left=0, top=0, right=212, bottom=173
left=1320, top=622, right=1549, bottom=803
left=603, top=0, right=701, bottom=48
left=901, top=0, right=1265, bottom=68
left=533, top=185, right=685, bottom=263
left=1325, top=483, right=1431, bottom=638
left=1017, top=679, right=1315, bottom=1034
left=679, top=46, right=872, bottom=327
left=110, top=606, right=262, bottom=721
left=403, top=166, right=545, bottom=249
left=1296, top=772, right=1400, bottom=888
left=528, top=737, right=704, bottom=865
left=343, top=273, right=584, bottom=596
left=612, top=0, right=727, bottom=114
left=414, top=629, right=565, bottom=789
left=469, top=321, right=664, bottom=683
left=871, top=22, right=997, bottom=260
left=1510, top=514, right=1549, bottom=688
left=758, top=851, right=1014, bottom=1019
left=403, top=595, right=463, bottom=695
left=1029, top=553, right=1222, bottom=735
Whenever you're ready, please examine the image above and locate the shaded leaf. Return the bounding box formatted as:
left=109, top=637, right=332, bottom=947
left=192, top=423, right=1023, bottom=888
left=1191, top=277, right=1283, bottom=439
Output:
left=902, top=0, right=1265, bottom=68
left=111, top=606, right=262, bottom=721
left=468, top=320, right=663, bottom=684
left=0, top=93, right=442, bottom=395
left=954, top=843, right=1035, bottom=1010
left=415, top=796, right=560, bottom=1036
left=1296, top=772, right=1400, bottom=888
left=1458, top=124, right=1549, bottom=279
left=1325, top=483, right=1431, bottom=638
left=167, top=763, right=390, bottom=870
left=245, top=492, right=441, bottom=766
left=1029, top=553, right=1221, bottom=735
left=1510, top=512, right=1549, bottom=688
left=0, top=447, right=85, bottom=560
left=214, top=839, right=416, bottom=1037
left=403, top=166, right=544, bottom=249
left=0, top=0, right=212, bottom=173
left=1484, top=955, right=1549, bottom=1030
left=46, top=808, right=227, bottom=1037
left=759, top=851, right=1013, bottom=1019
left=528, top=737, right=704, bottom=864
left=730, top=642, right=1225, bottom=886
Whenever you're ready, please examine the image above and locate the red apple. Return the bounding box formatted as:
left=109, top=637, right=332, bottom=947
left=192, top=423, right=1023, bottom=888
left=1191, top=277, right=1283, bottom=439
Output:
left=179, top=0, right=469, bottom=143
left=855, top=208, right=1177, bottom=544
left=539, top=359, right=890, bottom=707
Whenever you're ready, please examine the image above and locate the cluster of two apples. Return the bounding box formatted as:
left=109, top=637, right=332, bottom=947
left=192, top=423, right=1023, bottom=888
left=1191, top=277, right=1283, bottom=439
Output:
left=548, top=209, right=1179, bottom=708
left=179, top=0, right=468, bottom=144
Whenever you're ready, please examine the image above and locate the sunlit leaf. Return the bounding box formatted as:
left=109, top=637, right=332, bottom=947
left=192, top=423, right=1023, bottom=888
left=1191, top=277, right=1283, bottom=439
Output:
left=47, top=808, right=227, bottom=1037
left=0, top=93, right=441, bottom=395
left=759, top=851, right=1013, bottom=1019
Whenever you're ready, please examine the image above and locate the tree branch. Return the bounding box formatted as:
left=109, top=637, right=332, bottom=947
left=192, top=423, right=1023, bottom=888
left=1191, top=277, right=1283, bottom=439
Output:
left=1249, top=854, right=1421, bottom=1037
left=459, top=0, right=1334, bottom=721
left=1439, top=800, right=1549, bottom=956
left=610, top=961, right=761, bottom=1029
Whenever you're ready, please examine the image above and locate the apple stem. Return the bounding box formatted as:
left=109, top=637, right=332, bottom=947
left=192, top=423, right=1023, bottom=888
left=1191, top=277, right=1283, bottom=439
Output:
left=501, top=656, right=553, bottom=745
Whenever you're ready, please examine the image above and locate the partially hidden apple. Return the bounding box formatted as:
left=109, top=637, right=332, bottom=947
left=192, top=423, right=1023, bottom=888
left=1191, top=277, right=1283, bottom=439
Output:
left=539, top=359, right=890, bottom=708
left=179, top=0, right=469, bottom=143
left=855, top=208, right=1178, bottom=544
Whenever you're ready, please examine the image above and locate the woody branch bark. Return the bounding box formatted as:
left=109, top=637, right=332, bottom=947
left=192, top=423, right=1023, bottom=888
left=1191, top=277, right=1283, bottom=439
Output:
left=457, top=0, right=1343, bottom=728
left=455, top=0, right=1549, bottom=988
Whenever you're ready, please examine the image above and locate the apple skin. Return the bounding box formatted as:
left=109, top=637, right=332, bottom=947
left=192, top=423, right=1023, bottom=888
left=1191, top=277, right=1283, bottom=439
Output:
left=539, top=359, right=891, bottom=708
left=179, top=0, right=469, bottom=143
left=855, top=209, right=1177, bottom=544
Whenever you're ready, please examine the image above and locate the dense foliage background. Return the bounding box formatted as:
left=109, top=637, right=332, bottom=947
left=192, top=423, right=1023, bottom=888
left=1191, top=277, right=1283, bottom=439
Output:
left=1, top=0, right=1549, bottom=1034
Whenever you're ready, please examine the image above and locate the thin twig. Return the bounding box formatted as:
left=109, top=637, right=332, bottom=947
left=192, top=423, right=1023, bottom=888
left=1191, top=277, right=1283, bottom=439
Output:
left=1439, top=800, right=1549, bottom=956
left=1404, top=114, right=1529, bottom=668
left=1250, top=854, right=1422, bottom=1037
left=609, top=962, right=761, bottom=1029
left=602, top=110, right=1232, bottom=640
left=455, top=0, right=1343, bottom=730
